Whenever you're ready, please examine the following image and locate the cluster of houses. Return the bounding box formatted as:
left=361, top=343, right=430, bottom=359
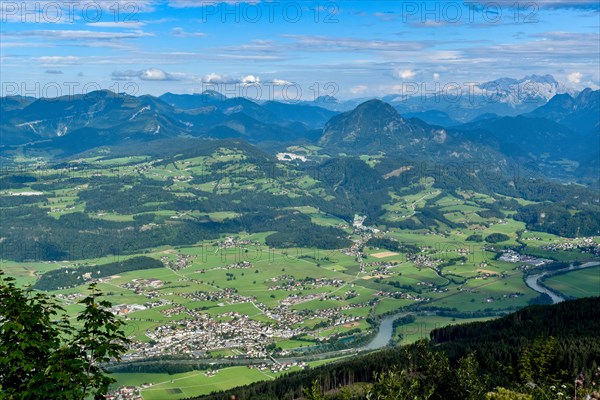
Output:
left=359, top=261, right=400, bottom=276
left=407, top=254, right=440, bottom=268
left=344, top=217, right=375, bottom=258
left=280, top=293, right=322, bottom=306
left=181, top=288, right=255, bottom=304
left=110, top=303, right=147, bottom=316
left=457, top=286, right=479, bottom=294
left=276, top=152, right=308, bottom=162
left=122, top=278, right=164, bottom=291
left=161, top=253, right=196, bottom=271
left=160, top=305, right=187, bottom=317
left=484, top=292, right=523, bottom=303
left=542, top=237, right=600, bottom=254
left=263, top=300, right=368, bottom=330
left=104, top=386, right=143, bottom=400
left=498, top=250, right=551, bottom=266
left=376, top=290, right=428, bottom=302
left=267, top=277, right=345, bottom=291
left=249, top=361, right=308, bottom=373
left=55, top=292, right=84, bottom=303
left=219, top=237, right=261, bottom=249
left=115, top=283, right=375, bottom=361
left=213, top=261, right=254, bottom=271
left=128, top=310, right=303, bottom=359
left=474, top=272, right=508, bottom=279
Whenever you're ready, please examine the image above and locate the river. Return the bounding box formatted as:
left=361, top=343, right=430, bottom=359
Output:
left=359, top=312, right=409, bottom=351
left=525, top=261, right=600, bottom=304
left=364, top=261, right=600, bottom=351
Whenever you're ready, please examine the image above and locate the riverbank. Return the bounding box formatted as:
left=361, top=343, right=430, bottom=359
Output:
left=525, top=261, right=600, bottom=304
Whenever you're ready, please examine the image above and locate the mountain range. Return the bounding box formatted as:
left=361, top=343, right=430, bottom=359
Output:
left=311, top=75, right=579, bottom=120
left=1, top=75, right=598, bottom=185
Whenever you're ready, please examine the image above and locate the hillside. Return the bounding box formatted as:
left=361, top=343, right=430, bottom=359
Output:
left=190, top=297, right=600, bottom=400
left=528, top=88, right=600, bottom=134
left=2, top=89, right=598, bottom=184
left=318, top=100, right=497, bottom=162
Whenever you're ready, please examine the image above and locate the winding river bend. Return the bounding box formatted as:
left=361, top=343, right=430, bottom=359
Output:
left=525, top=261, right=600, bottom=304
left=359, top=313, right=408, bottom=351
left=362, top=261, right=600, bottom=351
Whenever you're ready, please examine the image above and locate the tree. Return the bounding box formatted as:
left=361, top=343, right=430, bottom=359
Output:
left=366, top=366, right=430, bottom=400
left=485, top=233, right=510, bottom=243
left=445, top=353, right=488, bottom=400
left=365, top=341, right=444, bottom=400
left=485, top=387, right=532, bottom=400
left=304, top=379, right=326, bottom=400
left=0, top=272, right=129, bottom=399
left=518, top=336, right=570, bottom=399
left=518, top=336, right=564, bottom=387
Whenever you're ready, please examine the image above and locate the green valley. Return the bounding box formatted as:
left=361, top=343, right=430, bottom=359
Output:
left=1, top=140, right=598, bottom=399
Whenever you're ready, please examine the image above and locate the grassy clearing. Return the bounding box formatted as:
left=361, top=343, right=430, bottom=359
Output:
left=394, top=315, right=493, bottom=345
left=543, top=267, right=600, bottom=298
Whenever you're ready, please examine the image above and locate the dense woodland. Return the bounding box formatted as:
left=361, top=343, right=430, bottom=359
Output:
left=33, top=256, right=163, bottom=291
left=190, top=297, right=600, bottom=400
left=515, top=204, right=600, bottom=237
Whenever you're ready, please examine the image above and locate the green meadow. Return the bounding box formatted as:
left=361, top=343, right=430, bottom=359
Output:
left=544, top=266, right=600, bottom=298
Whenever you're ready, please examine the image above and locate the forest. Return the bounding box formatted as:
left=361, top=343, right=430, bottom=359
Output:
left=515, top=204, right=600, bottom=237
left=33, top=256, right=163, bottom=291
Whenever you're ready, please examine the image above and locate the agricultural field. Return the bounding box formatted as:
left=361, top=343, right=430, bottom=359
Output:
left=393, top=315, right=492, bottom=345
left=110, top=355, right=353, bottom=400
left=543, top=266, right=600, bottom=299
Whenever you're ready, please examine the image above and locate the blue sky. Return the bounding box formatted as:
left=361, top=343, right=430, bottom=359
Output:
left=1, top=0, right=599, bottom=99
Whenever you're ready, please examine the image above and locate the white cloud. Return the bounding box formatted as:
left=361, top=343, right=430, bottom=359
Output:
left=202, top=73, right=233, bottom=84
left=282, top=35, right=428, bottom=53
left=140, top=68, right=169, bottom=81
left=568, top=72, right=583, bottom=83
left=36, top=56, right=80, bottom=64
left=399, top=70, right=416, bottom=79
left=112, top=68, right=179, bottom=81
left=112, top=70, right=144, bottom=80
left=0, top=42, right=50, bottom=49
left=88, top=22, right=146, bottom=28
left=374, top=12, right=397, bottom=22
left=201, top=73, right=265, bottom=85
left=172, top=27, right=207, bottom=38
left=168, top=0, right=260, bottom=7
left=241, top=75, right=260, bottom=84
left=4, top=30, right=152, bottom=41
left=433, top=73, right=441, bottom=80
left=350, top=85, right=368, bottom=94
left=271, top=79, right=292, bottom=86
